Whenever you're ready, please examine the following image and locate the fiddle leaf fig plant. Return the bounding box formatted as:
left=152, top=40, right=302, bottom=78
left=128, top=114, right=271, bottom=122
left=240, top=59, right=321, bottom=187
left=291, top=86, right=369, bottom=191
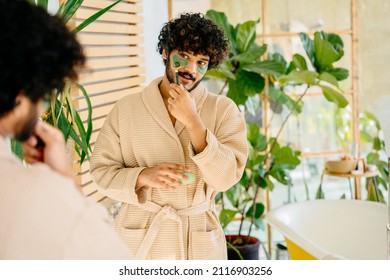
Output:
left=205, top=10, right=284, bottom=109
left=206, top=9, right=350, bottom=250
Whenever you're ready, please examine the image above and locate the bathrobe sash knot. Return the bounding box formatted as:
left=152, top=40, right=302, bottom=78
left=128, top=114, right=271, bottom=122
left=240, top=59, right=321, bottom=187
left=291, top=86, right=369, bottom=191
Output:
left=135, top=200, right=212, bottom=259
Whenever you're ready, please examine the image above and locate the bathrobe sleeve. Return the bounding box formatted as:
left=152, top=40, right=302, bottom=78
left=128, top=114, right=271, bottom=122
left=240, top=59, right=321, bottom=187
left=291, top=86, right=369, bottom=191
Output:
left=189, top=96, right=248, bottom=192
left=90, top=102, right=146, bottom=205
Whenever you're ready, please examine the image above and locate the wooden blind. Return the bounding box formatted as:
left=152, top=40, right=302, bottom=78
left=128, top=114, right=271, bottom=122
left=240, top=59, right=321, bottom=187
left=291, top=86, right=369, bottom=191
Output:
left=71, top=0, right=144, bottom=205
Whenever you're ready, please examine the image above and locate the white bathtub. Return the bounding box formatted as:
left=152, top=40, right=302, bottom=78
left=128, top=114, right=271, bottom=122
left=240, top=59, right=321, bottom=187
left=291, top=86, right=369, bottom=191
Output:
left=265, top=199, right=388, bottom=260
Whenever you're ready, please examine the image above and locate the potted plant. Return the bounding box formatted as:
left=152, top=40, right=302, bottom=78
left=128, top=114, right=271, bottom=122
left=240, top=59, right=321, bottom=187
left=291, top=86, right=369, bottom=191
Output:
left=205, top=9, right=349, bottom=259
left=11, top=0, right=122, bottom=164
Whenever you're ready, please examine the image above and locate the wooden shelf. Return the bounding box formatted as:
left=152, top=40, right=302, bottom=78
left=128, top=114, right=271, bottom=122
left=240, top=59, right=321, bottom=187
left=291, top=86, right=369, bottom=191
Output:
left=323, top=169, right=379, bottom=178
left=322, top=169, right=379, bottom=200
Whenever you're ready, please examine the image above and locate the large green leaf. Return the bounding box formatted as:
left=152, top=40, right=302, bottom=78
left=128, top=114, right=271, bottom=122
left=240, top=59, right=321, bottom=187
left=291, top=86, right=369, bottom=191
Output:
left=272, top=146, right=301, bottom=170
left=232, top=44, right=267, bottom=64
left=292, top=54, right=308, bottom=71
left=326, top=68, right=349, bottom=81
left=278, top=70, right=318, bottom=86
left=268, top=169, right=289, bottom=185
left=314, top=32, right=343, bottom=68
left=245, top=202, right=265, bottom=219
left=228, top=70, right=265, bottom=98
left=72, top=0, right=122, bottom=33
left=205, top=63, right=235, bottom=80
left=299, top=32, right=315, bottom=66
left=247, top=123, right=267, bottom=150
left=247, top=123, right=259, bottom=146
left=206, top=10, right=237, bottom=53
left=268, top=52, right=288, bottom=73
left=219, top=209, right=237, bottom=229
left=239, top=169, right=250, bottom=186
left=319, top=85, right=349, bottom=108
left=261, top=176, right=273, bottom=191
left=327, top=33, right=344, bottom=50
left=250, top=154, right=266, bottom=173
left=227, top=79, right=249, bottom=105
left=372, top=137, right=382, bottom=150
left=319, top=72, right=339, bottom=87
left=235, top=20, right=258, bottom=53
left=242, top=60, right=285, bottom=77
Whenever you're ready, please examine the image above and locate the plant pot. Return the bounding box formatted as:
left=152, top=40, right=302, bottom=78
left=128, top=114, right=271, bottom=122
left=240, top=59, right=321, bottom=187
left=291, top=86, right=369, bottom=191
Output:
left=226, top=235, right=260, bottom=260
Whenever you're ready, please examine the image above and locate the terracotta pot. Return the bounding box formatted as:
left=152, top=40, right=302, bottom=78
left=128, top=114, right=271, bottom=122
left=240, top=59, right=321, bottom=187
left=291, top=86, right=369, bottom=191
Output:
left=226, top=235, right=260, bottom=260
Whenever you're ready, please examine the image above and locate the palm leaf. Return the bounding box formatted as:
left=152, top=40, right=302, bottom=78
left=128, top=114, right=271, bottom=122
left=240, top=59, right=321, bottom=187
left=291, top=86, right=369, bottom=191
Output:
left=36, top=0, right=48, bottom=9
left=72, top=0, right=122, bottom=33
left=76, top=83, right=93, bottom=145
left=57, top=0, right=84, bottom=23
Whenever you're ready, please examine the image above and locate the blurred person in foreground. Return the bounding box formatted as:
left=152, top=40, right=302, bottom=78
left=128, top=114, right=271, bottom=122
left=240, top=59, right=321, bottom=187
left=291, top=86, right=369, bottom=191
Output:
left=90, top=13, right=248, bottom=259
left=0, top=0, right=131, bottom=259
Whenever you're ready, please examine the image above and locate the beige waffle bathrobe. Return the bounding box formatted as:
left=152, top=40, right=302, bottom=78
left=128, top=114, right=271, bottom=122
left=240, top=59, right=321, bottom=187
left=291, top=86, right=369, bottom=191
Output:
left=90, top=77, right=248, bottom=260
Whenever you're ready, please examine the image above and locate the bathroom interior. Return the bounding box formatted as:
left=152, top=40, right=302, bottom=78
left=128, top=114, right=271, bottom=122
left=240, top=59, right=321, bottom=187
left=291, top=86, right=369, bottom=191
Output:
left=60, top=0, right=390, bottom=260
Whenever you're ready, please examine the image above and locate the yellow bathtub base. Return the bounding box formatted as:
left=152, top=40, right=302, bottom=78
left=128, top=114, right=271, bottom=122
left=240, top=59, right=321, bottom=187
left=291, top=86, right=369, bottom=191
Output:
left=285, top=238, right=317, bottom=260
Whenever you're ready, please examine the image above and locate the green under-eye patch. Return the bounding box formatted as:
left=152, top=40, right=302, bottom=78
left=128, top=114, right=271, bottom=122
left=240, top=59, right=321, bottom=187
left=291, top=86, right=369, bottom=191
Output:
left=172, top=55, right=188, bottom=68
left=197, top=65, right=208, bottom=75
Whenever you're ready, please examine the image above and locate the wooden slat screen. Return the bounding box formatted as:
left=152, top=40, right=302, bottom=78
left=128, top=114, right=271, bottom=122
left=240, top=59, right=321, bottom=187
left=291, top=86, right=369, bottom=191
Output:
left=70, top=0, right=145, bottom=204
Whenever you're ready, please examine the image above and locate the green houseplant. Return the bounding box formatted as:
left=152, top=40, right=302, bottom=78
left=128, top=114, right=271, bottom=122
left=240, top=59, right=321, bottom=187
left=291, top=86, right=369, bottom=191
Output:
left=335, top=108, right=389, bottom=202
left=205, top=9, right=349, bottom=259
left=11, top=0, right=122, bottom=164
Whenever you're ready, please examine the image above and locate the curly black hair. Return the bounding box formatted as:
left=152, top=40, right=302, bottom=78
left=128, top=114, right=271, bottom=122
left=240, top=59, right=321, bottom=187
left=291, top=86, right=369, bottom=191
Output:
left=157, top=13, right=229, bottom=70
left=0, top=0, right=85, bottom=116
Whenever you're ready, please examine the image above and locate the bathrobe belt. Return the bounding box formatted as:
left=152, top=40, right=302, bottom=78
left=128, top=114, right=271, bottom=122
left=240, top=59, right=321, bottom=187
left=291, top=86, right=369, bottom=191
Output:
left=135, top=200, right=212, bottom=259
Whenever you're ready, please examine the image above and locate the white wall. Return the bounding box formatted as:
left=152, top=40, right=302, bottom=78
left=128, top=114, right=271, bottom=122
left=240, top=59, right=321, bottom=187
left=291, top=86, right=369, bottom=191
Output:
left=171, top=0, right=211, bottom=18
left=141, top=0, right=169, bottom=85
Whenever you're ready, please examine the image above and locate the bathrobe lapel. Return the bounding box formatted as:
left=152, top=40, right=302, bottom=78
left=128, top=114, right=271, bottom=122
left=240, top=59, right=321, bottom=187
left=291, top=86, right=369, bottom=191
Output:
left=141, top=78, right=208, bottom=138
left=142, top=79, right=177, bottom=140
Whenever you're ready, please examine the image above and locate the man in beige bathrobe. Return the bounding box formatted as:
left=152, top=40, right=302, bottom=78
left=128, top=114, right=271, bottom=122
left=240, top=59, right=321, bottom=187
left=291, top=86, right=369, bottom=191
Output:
left=0, top=0, right=131, bottom=259
left=90, top=13, right=248, bottom=260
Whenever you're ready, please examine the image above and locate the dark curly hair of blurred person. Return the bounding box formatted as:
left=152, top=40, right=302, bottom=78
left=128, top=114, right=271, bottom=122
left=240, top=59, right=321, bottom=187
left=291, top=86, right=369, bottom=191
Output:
left=0, top=0, right=85, bottom=116
left=157, top=13, right=229, bottom=70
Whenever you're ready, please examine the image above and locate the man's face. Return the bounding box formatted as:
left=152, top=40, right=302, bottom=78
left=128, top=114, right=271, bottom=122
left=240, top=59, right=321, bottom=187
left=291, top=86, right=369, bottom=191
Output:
left=165, top=50, right=209, bottom=92
left=14, top=99, right=43, bottom=142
